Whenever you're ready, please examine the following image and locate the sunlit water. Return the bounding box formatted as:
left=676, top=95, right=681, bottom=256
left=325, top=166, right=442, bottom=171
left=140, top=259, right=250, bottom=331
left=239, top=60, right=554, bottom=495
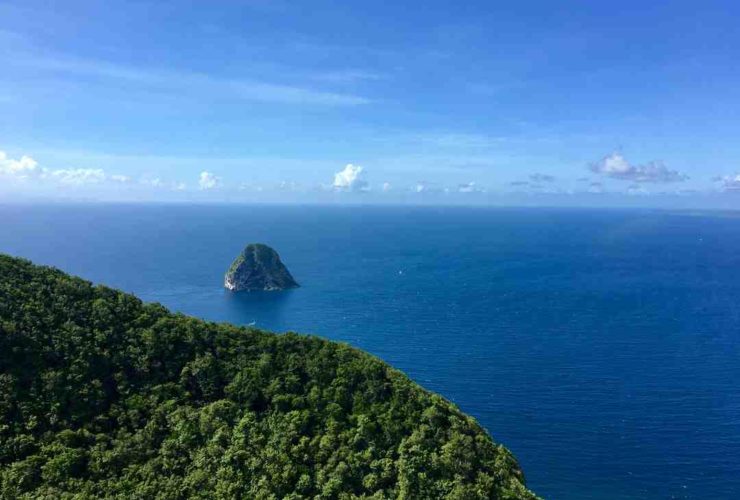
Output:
left=2, top=204, right=739, bottom=499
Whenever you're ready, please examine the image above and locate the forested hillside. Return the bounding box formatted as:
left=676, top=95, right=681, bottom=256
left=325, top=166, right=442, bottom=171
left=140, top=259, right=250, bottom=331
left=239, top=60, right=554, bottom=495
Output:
left=0, top=255, right=536, bottom=499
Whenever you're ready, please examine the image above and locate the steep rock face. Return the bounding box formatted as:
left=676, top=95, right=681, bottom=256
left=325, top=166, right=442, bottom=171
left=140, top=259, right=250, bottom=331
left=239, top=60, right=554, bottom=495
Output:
left=224, top=243, right=299, bottom=291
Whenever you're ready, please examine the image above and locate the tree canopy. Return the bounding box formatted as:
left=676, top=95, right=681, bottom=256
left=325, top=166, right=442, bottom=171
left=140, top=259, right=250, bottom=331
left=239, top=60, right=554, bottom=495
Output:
left=0, top=255, right=536, bottom=499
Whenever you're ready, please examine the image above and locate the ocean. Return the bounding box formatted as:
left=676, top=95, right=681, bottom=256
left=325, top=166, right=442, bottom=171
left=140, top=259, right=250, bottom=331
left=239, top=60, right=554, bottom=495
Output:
left=1, top=203, right=739, bottom=499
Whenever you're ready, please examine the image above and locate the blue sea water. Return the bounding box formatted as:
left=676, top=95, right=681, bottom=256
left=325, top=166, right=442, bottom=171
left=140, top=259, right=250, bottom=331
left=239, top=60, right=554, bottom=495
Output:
left=1, top=204, right=740, bottom=499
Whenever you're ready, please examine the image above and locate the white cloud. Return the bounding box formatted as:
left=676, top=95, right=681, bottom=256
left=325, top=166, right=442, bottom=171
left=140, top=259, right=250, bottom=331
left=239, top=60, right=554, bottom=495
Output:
left=590, top=153, right=631, bottom=176
left=589, top=153, right=688, bottom=183
left=458, top=181, right=484, bottom=193
left=50, top=168, right=106, bottom=185
left=1, top=150, right=106, bottom=186
left=140, top=176, right=187, bottom=191
left=714, top=174, right=740, bottom=192
left=382, top=182, right=391, bottom=192
left=333, top=164, right=369, bottom=192
left=0, top=151, right=43, bottom=180
left=414, top=181, right=441, bottom=193
left=198, top=171, right=221, bottom=190
left=1, top=149, right=197, bottom=195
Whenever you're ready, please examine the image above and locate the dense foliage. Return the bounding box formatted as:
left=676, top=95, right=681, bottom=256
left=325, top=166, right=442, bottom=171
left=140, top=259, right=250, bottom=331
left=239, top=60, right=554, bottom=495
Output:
left=0, top=255, right=536, bottom=499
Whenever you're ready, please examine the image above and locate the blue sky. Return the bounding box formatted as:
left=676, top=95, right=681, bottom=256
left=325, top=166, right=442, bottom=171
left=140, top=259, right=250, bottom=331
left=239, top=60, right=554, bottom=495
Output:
left=1, top=0, right=740, bottom=206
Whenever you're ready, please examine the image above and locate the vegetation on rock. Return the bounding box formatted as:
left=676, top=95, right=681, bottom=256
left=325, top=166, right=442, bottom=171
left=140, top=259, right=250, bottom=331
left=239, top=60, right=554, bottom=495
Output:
left=0, top=255, right=537, bottom=499
left=225, top=243, right=299, bottom=292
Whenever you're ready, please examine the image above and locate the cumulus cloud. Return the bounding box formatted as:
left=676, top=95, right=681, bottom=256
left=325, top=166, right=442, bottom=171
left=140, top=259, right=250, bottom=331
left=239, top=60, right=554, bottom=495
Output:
left=382, top=182, right=391, bottom=192
left=1, top=150, right=110, bottom=186
left=0, top=151, right=43, bottom=180
left=589, top=153, right=688, bottom=183
left=714, top=174, right=740, bottom=192
left=198, top=171, right=221, bottom=190
left=333, top=164, right=369, bottom=192
left=1, top=149, right=194, bottom=195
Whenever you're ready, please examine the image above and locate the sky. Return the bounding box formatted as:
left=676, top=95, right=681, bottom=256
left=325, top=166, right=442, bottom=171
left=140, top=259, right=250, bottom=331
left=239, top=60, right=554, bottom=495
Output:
left=1, top=0, right=740, bottom=207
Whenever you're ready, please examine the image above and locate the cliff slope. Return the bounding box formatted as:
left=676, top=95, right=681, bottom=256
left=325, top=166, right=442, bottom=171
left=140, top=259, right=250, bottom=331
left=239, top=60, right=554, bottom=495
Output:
left=0, top=255, right=537, bottom=499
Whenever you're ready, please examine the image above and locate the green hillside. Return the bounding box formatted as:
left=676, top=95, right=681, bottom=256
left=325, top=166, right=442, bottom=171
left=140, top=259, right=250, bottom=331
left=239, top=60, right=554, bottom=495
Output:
left=0, top=255, right=537, bottom=499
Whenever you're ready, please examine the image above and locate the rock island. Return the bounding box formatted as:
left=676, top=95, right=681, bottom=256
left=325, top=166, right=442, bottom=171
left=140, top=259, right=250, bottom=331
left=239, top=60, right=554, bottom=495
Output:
left=225, top=243, right=299, bottom=291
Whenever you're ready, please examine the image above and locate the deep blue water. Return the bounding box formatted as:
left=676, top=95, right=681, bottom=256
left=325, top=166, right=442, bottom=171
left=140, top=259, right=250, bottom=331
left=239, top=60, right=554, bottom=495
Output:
left=2, top=204, right=740, bottom=499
